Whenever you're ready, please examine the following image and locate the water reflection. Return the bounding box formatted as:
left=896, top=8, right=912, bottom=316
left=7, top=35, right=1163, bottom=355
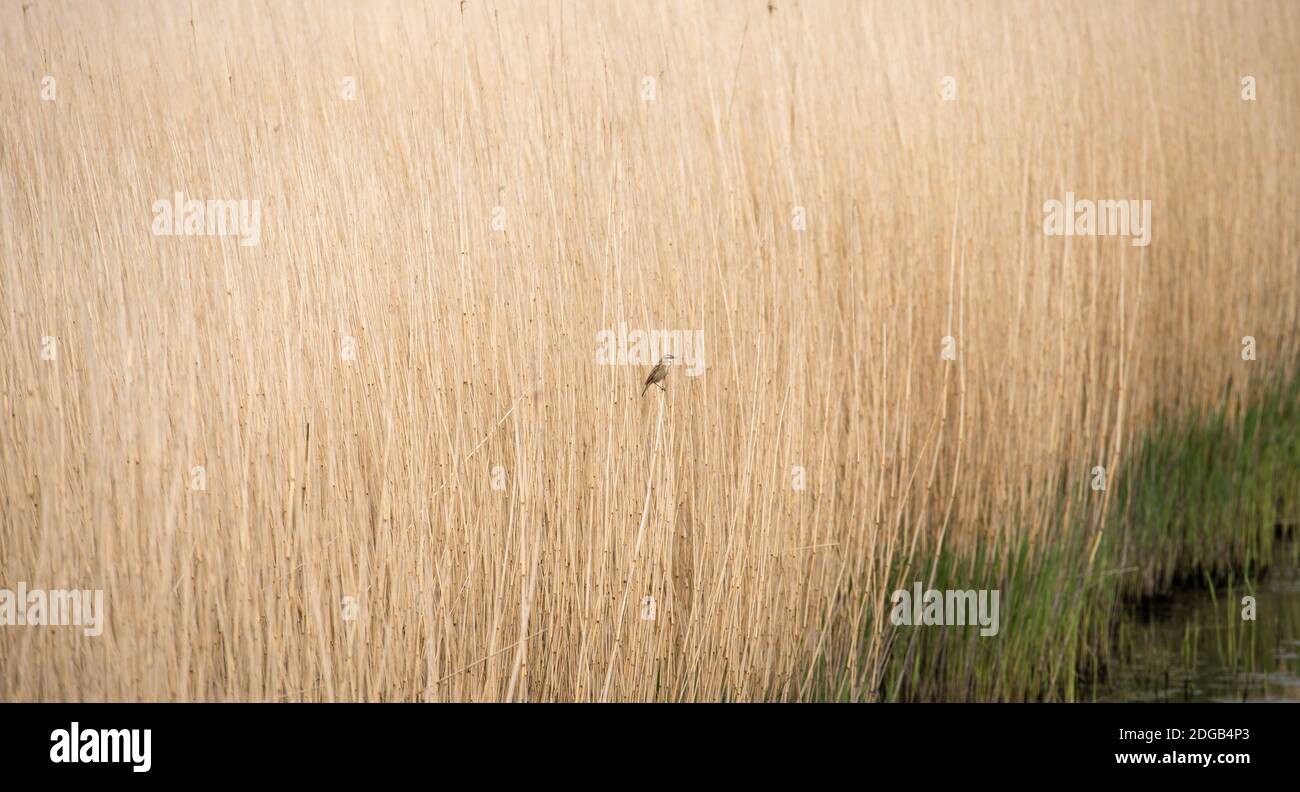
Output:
left=1086, top=547, right=1300, bottom=702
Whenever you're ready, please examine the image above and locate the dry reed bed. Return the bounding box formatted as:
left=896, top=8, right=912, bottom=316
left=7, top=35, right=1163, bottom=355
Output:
left=1, top=0, right=1297, bottom=700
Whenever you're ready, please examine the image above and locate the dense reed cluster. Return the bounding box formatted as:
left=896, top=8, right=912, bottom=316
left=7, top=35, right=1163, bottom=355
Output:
left=2, top=1, right=1297, bottom=701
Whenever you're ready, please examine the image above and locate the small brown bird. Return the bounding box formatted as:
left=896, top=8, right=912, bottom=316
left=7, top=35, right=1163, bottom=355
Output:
left=641, top=353, right=676, bottom=396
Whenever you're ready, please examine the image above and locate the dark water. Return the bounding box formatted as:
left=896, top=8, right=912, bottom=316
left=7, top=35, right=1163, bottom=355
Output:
left=1086, top=550, right=1300, bottom=703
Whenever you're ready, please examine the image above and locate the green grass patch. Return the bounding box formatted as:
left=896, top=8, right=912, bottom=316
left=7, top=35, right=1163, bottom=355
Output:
left=877, top=370, right=1300, bottom=702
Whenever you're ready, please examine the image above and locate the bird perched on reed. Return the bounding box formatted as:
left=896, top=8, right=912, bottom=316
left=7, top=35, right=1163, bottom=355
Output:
left=641, top=353, right=676, bottom=396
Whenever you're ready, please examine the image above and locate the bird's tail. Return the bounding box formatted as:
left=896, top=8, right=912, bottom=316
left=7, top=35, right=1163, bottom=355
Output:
left=641, top=382, right=650, bottom=397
